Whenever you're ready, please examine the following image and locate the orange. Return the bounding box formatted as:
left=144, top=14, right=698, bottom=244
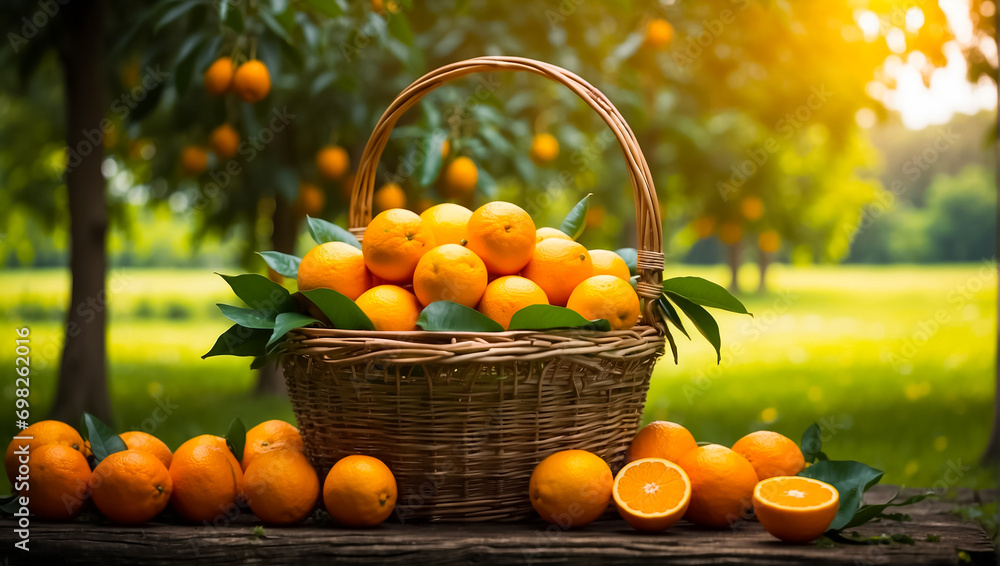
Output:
left=203, top=57, right=234, bottom=96
left=693, top=216, right=715, bottom=238
left=370, top=0, right=398, bottom=13
left=233, top=60, right=271, bottom=103
left=323, top=455, right=397, bottom=527
left=753, top=476, right=840, bottom=542
left=174, top=434, right=242, bottom=477
left=535, top=227, right=572, bottom=244
left=355, top=285, right=422, bottom=331
left=420, top=203, right=472, bottom=246
left=628, top=421, right=698, bottom=464
left=567, top=275, right=640, bottom=330
left=297, top=241, right=372, bottom=300
left=245, top=450, right=319, bottom=525
left=119, top=431, right=173, bottom=469
left=29, top=444, right=91, bottom=520
left=89, top=450, right=172, bottom=524
left=465, top=202, right=536, bottom=275
left=731, top=431, right=805, bottom=481
left=645, top=18, right=674, bottom=49
left=210, top=124, right=240, bottom=160
left=412, top=244, right=488, bottom=308
left=5, top=420, right=84, bottom=484
left=170, top=442, right=244, bottom=522
left=741, top=196, right=764, bottom=220
left=676, top=444, right=758, bottom=527
left=441, top=156, right=478, bottom=197
left=529, top=450, right=612, bottom=528
left=374, top=182, right=407, bottom=211
left=362, top=208, right=436, bottom=282
left=316, top=146, right=350, bottom=181
left=718, top=222, right=743, bottom=245
left=177, top=434, right=229, bottom=452
left=521, top=239, right=593, bottom=306
left=530, top=133, right=559, bottom=163
left=758, top=230, right=781, bottom=253
left=589, top=249, right=630, bottom=281
left=440, top=138, right=450, bottom=158
left=613, top=458, right=691, bottom=531
left=477, top=276, right=549, bottom=330
left=181, top=146, right=208, bottom=176
left=295, top=181, right=326, bottom=217
left=242, top=419, right=304, bottom=472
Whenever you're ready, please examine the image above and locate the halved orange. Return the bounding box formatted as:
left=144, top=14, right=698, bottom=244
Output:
left=612, top=457, right=691, bottom=531
left=752, top=476, right=839, bottom=542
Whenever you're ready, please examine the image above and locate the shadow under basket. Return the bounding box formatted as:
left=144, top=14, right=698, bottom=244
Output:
left=282, top=327, right=664, bottom=522
left=282, top=55, right=670, bottom=522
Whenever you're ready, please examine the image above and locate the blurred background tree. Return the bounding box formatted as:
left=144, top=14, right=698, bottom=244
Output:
left=0, top=0, right=994, bottom=430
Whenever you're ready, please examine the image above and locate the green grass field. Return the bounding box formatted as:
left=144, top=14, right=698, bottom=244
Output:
left=0, top=264, right=995, bottom=492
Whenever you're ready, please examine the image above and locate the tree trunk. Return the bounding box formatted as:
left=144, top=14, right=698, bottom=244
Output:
left=726, top=242, right=741, bottom=294
left=982, top=12, right=1000, bottom=463
left=254, top=123, right=301, bottom=397
left=757, top=248, right=770, bottom=295
left=254, top=193, right=296, bottom=396
left=49, top=0, right=113, bottom=425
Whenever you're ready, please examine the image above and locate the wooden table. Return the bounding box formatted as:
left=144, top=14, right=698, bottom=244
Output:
left=0, top=486, right=994, bottom=565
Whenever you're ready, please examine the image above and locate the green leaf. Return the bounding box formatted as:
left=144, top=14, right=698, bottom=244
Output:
left=225, top=417, right=245, bottom=463
left=417, top=301, right=504, bottom=332
left=302, top=0, right=343, bottom=17
left=387, top=11, right=414, bottom=45
left=662, top=277, right=751, bottom=315
left=0, top=496, right=21, bottom=516
left=800, top=423, right=829, bottom=464
left=257, top=251, right=300, bottom=278
left=306, top=216, right=361, bottom=248
left=418, top=131, right=447, bottom=187
left=508, top=304, right=611, bottom=331
left=842, top=493, right=931, bottom=530
left=302, top=288, right=375, bottom=331
left=656, top=296, right=689, bottom=339
left=223, top=4, right=244, bottom=32
left=259, top=10, right=293, bottom=44
left=80, top=413, right=127, bottom=465
left=217, top=304, right=277, bottom=329
left=268, top=312, right=319, bottom=348
left=615, top=247, right=638, bottom=276
left=155, top=0, right=202, bottom=33
left=665, top=292, right=722, bottom=363
left=218, top=273, right=297, bottom=312
left=558, top=193, right=591, bottom=240
left=799, top=460, right=884, bottom=531
left=203, top=324, right=272, bottom=358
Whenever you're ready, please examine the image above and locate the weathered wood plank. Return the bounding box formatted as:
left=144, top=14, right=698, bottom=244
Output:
left=0, top=488, right=993, bottom=566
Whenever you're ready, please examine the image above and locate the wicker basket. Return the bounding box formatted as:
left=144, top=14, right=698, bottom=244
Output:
left=282, top=56, right=668, bottom=522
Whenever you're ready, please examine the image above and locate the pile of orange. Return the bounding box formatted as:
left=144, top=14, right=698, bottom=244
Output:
left=529, top=422, right=838, bottom=542
left=5, top=418, right=397, bottom=528
left=297, top=200, right=640, bottom=331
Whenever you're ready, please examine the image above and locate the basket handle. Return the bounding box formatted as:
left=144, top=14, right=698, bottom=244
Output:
left=349, top=56, right=665, bottom=329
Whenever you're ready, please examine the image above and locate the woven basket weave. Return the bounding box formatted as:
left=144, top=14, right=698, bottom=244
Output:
left=283, top=56, right=668, bottom=522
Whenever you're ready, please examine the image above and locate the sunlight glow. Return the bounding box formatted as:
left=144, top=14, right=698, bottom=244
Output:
left=886, top=27, right=907, bottom=53
left=879, top=1, right=997, bottom=130
left=905, top=7, right=925, bottom=32
left=857, top=10, right=880, bottom=41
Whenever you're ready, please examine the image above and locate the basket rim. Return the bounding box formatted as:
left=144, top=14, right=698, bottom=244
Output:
left=288, top=325, right=661, bottom=340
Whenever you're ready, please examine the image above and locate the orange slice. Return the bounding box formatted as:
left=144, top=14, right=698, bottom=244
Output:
left=612, top=458, right=691, bottom=531
left=752, top=476, right=840, bottom=542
